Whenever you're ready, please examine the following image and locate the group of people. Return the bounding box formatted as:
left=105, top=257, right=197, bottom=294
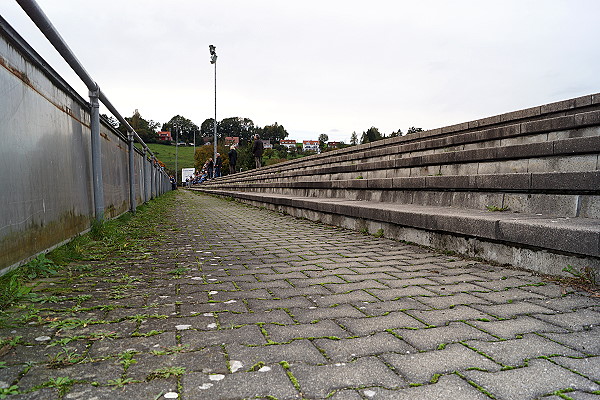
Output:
left=175, top=134, right=265, bottom=188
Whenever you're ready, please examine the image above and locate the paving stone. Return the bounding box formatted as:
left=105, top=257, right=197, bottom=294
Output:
left=465, top=333, right=584, bottom=366
left=367, top=286, right=437, bottom=300
left=338, top=272, right=397, bottom=281
left=533, top=309, right=600, bottom=331
left=126, top=346, right=228, bottom=379
left=426, top=273, right=486, bottom=285
left=396, top=322, right=495, bottom=350
left=314, top=332, right=416, bottom=362
left=530, top=295, right=600, bottom=312
left=406, top=305, right=494, bottom=326
left=355, top=374, right=489, bottom=399
left=327, top=389, right=364, bottom=400
left=138, top=314, right=215, bottom=333
left=211, top=289, right=273, bottom=301
left=377, top=277, right=439, bottom=288
left=463, top=359, right=600, bottom=400
left=568, top=392, right=600, bottom=400
left=16, top=359, right=122, bottom=391
left=324, top=280, right=389, bottom=293
left=88, top=332, right=176, bottom=358
left=218, top=309, right=295, bottom=328
left=246, top=296, right=315, bottom=311
left=540, top=327, right=600, bottom=354
left=356, top=299, right=431, bottom=316
left=425, top=282, right=489, bottom=294
left=417, top=293, right=490, bottom=308
left=303, top=268, right=358, bottom=278
left=8, top=387, right=58, bottom=399
left=0, top=364, right=24, bottom=389
left=313, top=291, right=380, bottom=307
left=470, top=287, right=546, bottom=304
left=288, top=304, right=366, bottom=323
left=339, top=311, right=426, bottom=335
left=291, top=356, right=405, bottom=398
left=472, top=314, right=569, bottom=339
left=179, top=300, right=248, bottom=314
left=269, top=285, right=332, bottom=299
left=227, top=339, right=327, bottom=366
left=383, top=343, right=501, bottom=383
left=289, top=276, right=349, bottom=287
left=265, top=320, right=350, bottom=342
left=236, top=279, right=293, bottom=290
left=66, top=380, right=177, bottom=399
left=552, top=356, right=600, bottom=382
left=474, top=277, right=541, bottom=291
left=180, top=324, right=266, bottom=347
left=514, top=282, right=571, bottom=297
left=181, top=363, right=299, bottom=399
left=471, top=301, right=557, bottom=319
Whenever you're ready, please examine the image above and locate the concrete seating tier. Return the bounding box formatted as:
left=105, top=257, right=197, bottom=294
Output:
left=193, top=94, right=600, bottom=279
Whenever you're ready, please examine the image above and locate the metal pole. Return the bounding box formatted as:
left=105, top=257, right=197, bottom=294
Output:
left=213, top=61, right=217, bottom=178
left=175, top=125, right=179, bottom=187
left=89, top=87, right=104, bottom=221
left=151, top=158, right=156, bottom=199
left=143, top=147, right=149, bottom=203
left=128, top=133, right=136, bottom=213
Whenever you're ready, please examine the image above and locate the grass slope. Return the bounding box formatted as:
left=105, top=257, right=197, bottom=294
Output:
left=137, top=143, right=197, bottom=174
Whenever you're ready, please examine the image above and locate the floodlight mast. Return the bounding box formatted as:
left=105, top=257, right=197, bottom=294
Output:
left=209, top=45, right=217, bottom=177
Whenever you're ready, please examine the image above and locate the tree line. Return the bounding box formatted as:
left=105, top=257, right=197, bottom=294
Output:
left=101, top=110, right=423, bottom=172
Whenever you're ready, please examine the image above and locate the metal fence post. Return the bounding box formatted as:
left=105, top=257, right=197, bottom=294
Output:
left=89, top=86, right=104, bottom=221
left=151, top=158, right=156, bottom=199
left=142, top=148, right=148, bottom=203
left=128, top=133, right=136, bottom=213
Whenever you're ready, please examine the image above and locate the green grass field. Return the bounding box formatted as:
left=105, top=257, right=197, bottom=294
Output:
left=136, top=143, right=196, bottom=175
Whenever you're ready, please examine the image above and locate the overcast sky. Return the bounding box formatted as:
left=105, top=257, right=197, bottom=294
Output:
left=2, top=0, right=600, bottom=142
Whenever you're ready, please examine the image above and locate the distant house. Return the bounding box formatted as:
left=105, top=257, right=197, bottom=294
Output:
left=262, top=139, right=273, bottom=149
left=280, top=139, right=297, bottom=149
left=157, top=131, right=172, bottom=142
left=225, top=137, right=240, bottom=147
left=327, top=141, right=341, bottom=149
left=303, top=140, right=319, bottom=152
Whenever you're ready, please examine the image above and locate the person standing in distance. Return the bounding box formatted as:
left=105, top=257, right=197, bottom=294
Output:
left=228, top=145, right=238, bottom=174
left=252, top=134, right=264, bottom=169
left=214, top=153, right=223, bottom=178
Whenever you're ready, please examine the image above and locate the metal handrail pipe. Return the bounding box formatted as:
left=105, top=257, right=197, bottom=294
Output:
left=15, top=0, right=97, bottom=92
left=16, top=0, right=156, bottom=161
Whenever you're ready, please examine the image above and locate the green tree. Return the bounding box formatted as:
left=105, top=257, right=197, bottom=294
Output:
left=261, top=122, right=289, bottom=143
left=118, top=109, right=160, bottom=143
left=318, top=133, right=329, bottom=152
left=407, top=126, right=424, bottom=134
left=219, top=117, right=256, bottom=144
left=390, top=129, right=402, bottom=137
left=350, top=131, right=358, bottom=145
left=360, top=127, right=383, bottom=144
left=101, top=114, right=119, bottom=129
left=162, top=115, right=199, bottom=144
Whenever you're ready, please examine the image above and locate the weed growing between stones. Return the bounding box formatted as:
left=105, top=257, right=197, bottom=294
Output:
left=147, top=366, right=186, bottom=380
left=0, top=385, right=20, bottom=397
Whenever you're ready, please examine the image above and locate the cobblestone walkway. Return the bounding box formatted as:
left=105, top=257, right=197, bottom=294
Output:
left=2, top=191, right=599, bottom=399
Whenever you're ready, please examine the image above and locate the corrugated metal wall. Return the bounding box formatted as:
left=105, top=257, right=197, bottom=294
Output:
left=0, top=20, right=170, bottom=273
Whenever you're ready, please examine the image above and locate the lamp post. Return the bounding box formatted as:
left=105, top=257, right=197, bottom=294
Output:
left=209, top=45, right=217, bottom=178
left=174, top=123, right=179, bottom=186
